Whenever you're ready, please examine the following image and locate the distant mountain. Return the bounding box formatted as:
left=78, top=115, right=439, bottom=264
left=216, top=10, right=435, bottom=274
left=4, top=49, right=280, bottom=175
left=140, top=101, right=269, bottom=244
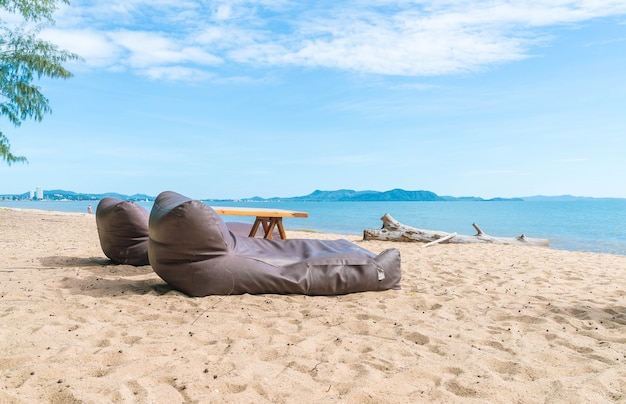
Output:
left=1, top=189, right=154, bottom=201
left=439, top=196, right=515, bottom=202
left=260, top=189, right=523, bottom=202
left=44, top=190, right=154, bottom=201
left=278, top=188, right=443, bottom=202
left=5, top=188, right=618, bottom=203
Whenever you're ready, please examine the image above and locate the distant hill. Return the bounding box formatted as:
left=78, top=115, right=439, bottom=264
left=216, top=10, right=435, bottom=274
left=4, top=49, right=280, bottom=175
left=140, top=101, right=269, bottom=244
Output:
left=280, top=188, right=444, bottom=202
left=0, top=189, right=154, bottom=201
left=256, top=189, right=523, bottom=202
left=44, top=190, right=154, bottom=201
left=4, top=189, right=619, bottom=203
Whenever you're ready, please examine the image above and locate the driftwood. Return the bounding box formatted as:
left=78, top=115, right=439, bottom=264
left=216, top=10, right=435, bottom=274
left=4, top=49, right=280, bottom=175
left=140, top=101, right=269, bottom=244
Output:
left=363, top=214, right=549, bottom=247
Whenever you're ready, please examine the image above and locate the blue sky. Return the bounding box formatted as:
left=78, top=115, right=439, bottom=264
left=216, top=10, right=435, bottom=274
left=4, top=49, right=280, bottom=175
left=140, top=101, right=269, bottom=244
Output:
left=2, top=0, right=626, bottom=199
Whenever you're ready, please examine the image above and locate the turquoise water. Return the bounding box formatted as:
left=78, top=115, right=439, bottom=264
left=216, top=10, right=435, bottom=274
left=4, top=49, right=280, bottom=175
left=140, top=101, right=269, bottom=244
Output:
left=2, top=199, right=625, bottom=256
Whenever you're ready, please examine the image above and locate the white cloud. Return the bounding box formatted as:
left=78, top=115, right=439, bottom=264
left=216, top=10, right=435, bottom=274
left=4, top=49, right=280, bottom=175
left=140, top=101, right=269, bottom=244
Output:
left=42, top=27, right=223, bottom=74
left=108, top=30, right=222, bottom=69
left=42, top=29, right=120, bottom=68
left=46, top=0, right=626, bottom=80
left=214, top=4, right=233, bottom=20
left=143, top=66, right=214, bottom=81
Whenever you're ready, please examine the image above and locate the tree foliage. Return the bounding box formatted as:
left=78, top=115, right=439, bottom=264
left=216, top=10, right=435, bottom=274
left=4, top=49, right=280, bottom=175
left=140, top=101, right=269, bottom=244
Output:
left=0, top=0, right=80, bottom=165
left=0, top=0, right=65, bottom=21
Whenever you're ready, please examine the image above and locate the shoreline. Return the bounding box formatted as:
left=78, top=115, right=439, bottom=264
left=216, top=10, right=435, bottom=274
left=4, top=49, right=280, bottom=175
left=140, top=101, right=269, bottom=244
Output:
left=2, top=202, right=626, bottom=257
left=1, top=208, right=626, bottom=402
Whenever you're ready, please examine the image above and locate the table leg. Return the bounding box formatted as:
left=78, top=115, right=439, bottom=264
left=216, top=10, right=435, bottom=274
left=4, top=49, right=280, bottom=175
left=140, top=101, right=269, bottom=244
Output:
left=264, top=217, right=276, bottom=240
left=266, top=217, right=287, bottom=239
left=252, top=217, right=275, bottom=239
left=261, top=217, right=271, bottom=235
left=274, top=218, right=287, bottom=240
left=249, top=216, right=287, bottom=240
left=249, top=218, right=262, bottom=238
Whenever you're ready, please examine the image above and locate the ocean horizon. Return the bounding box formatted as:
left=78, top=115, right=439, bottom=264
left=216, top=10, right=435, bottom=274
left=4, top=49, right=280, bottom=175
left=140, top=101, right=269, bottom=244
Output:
left=2, top=199, right=625, bottom=256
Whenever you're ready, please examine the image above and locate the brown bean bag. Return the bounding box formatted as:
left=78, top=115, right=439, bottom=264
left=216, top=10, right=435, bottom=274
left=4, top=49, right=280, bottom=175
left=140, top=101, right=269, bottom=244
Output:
left=148, top=191, right=401, bottom=296
left=95, top=197, right=150, bottom=266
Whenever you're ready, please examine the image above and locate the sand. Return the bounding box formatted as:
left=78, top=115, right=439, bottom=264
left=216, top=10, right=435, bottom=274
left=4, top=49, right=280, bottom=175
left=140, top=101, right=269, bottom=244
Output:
left=1, top=207, right=625, bottom=403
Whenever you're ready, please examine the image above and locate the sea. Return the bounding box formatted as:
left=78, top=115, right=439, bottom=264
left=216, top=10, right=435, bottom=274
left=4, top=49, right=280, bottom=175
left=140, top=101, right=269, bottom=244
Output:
left=1, top=199, right=625, bottom=256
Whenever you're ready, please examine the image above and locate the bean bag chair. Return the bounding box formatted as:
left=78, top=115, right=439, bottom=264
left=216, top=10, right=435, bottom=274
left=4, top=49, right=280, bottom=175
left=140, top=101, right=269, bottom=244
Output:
left=95, top=197, right=150, bottom=266
left=148, top=191, right=402, bottom=296
left=224, top=221, right=280, bottom=239
left=95, top=197, right=276, bottom=266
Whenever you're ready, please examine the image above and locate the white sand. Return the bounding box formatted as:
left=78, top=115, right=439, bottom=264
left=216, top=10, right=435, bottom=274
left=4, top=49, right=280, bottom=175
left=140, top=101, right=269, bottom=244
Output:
left=1, top=208, right=625, bottom=403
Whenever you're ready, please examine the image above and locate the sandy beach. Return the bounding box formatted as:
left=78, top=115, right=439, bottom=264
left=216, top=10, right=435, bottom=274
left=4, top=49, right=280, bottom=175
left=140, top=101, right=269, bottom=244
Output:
left=1, top=207, right=625, bottom=403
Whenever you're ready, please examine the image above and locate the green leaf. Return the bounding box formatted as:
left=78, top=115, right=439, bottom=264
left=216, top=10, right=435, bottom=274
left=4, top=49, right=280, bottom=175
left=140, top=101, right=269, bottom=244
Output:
left=0, top=0, right=80, bottom=165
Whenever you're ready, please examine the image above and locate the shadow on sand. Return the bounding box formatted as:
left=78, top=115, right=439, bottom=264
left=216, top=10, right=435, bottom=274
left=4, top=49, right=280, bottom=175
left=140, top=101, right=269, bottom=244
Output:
left=40, top=256, right=180, bottom=297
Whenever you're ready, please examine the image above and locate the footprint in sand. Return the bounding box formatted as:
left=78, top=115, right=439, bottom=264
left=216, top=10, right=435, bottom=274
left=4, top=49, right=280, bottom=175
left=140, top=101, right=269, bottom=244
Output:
left=403, top=331, right=430, bottom=345
left=445, top=379, right=478, bottom=398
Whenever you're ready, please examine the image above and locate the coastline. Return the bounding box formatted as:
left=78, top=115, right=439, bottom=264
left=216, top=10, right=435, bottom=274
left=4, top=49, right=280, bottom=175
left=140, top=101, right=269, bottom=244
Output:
left=2, top=199, right=625, bottom=256
left=1, top=208, right=626, bottom=402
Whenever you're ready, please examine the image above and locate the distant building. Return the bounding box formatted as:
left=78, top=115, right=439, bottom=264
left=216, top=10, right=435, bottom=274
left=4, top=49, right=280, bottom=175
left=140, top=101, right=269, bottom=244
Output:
left=36, top=187, right=43, bottom=200
left=29, top=190, right=34, bottom=199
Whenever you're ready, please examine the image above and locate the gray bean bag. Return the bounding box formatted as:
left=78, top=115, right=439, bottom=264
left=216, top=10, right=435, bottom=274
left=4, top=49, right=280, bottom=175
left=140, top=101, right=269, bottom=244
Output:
left=95, top=197, right=275, bottom=267
left=148, top=191, right=401, bottom=296
left=224, top=221, right=280, bottom=239
left=96, top=197, right=150, bottom=266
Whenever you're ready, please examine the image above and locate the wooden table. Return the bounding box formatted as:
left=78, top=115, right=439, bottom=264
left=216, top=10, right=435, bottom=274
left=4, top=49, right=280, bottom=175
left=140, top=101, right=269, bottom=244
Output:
left=211, top=207, right=309, bottom=240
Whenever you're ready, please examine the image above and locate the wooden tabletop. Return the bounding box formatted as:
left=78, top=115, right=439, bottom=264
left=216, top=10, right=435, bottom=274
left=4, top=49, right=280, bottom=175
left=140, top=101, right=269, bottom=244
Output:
left=211, top=206, right=309, bottom=218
